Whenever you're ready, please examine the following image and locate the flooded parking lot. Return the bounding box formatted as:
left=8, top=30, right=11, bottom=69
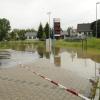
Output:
left=0, top=42, right=100, bottom=99
left=0, top=43, right=100, bottom=80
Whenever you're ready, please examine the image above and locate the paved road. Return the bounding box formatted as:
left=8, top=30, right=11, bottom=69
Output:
left=0, top=58, right=91, bottom=100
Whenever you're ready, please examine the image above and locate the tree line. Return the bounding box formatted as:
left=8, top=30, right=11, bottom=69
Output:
left=0, top=18, right=100, bottom=41
left=0, top=18, right=50, bottom=41
left=0, top=18, right=37, bottom=41
left=10, top=29, right=36, bottom=40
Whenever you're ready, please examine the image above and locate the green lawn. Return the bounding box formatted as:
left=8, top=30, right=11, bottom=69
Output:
left=54, top=38, right=100, bottom=50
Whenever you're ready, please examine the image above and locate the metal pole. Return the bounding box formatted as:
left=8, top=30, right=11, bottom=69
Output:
left=49, top=12, right=51, bottom=40
left=96, top=2, right=100, bottom=38
left=96, top=3, right=97, bottom=38
left=47, top=12, right=51, bottom=52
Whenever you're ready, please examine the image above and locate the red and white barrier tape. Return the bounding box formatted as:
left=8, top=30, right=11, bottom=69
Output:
left=21, top=65, right=90, bottom=100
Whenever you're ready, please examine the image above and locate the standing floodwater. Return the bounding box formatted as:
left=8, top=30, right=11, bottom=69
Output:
left=0, top=42, right=100, bottom=80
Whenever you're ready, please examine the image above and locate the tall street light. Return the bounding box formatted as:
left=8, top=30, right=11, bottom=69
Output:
left=47, top=12, right=51, bottom=39
left=96, top=2, right=100, bottom=38
left=47, top=12, right=51, bottom=52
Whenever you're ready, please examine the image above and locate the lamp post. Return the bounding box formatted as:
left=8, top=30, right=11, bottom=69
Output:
left=96, top=2, right=100, bottom=38
left=47, top=12, right=51, bottom=39
left=47, top=12, right=51, bottom=52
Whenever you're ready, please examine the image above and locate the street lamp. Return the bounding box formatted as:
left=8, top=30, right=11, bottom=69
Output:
left=47, top=12, right=51, bottom=52
left=47, top=12, right=51, bottom=39
left=96, top=2, right=100, bottom=38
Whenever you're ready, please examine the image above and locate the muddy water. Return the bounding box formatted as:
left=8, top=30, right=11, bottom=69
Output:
left=0, top=43, right=100, bottom=80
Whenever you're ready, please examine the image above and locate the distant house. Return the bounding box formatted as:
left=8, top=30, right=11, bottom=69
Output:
left=77, top=23, right=93, bottom=37
left=25, top=32, right=37, bottom=40
left=61, top=31, right=68, bottom=39
left=61, top=29, right=77, bottom=39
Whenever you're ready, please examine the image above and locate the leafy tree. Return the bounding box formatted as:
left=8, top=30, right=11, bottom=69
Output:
left=12, top=29, right=19, bottom=40
left=37, top=23, right=44, bottom=40
left=91, top=20, right=100, bottom=38
left=17, top=30, right=26, bottom=40
left=10, top=31, right=17, bottom=40
left=11, top=29, right=26, bottom=40
left=44, top=22, right=49, bottom=39
left=0, top=18, right=11, bottom=41
left=10, top=28, right=37, bottom=41
left=37, top=46, right=44, bottom=58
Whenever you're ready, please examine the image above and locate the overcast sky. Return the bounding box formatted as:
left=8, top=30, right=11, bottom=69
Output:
left=0, top=0, right=100, bottom=30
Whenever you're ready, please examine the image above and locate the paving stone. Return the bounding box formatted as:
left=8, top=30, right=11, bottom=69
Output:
left=0, top=59, right=91, bottom=100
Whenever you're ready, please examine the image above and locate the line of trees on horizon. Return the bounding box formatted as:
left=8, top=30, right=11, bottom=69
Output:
left=0, top=18, right=37, bottom=41
left=0, top=18, right=50, bottom=41
left=10, top=28, right=36, bottom=40
left=0, top=18, right=100, bottom=41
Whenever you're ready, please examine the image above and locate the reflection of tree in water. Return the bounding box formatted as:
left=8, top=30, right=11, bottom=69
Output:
left=37, top=45, right=51, bottom=59
left=0, top=42, right=38, bottom=52
left=37, top=46, right=45, bottom=58
left=37, top=45, right=61, bottom=66
left=14, top=44, right=26, bottom=51
left=8, top=43, right=36, bottom=52
left=5, top=43, right=26, bottom=51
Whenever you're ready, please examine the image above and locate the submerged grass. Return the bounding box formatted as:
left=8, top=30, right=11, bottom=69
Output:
left=0, top=40, right=45, bottom=49
left=55, top=38, right=100, bottom=49
left=51, top=38, right=100, bottom=59
left=0, top=38, right=100, bottom=53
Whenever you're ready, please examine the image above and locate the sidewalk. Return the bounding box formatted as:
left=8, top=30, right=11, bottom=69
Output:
left=0, top=58, right=91, bottom=100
